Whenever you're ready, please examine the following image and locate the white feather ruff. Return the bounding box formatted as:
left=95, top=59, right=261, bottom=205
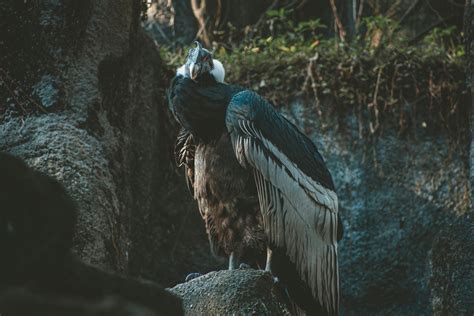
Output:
left=176, top=64, right=186, bottom=77
left=210, top=59, right=225, bottom=83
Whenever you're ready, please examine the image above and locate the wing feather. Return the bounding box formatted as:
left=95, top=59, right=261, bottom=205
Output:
left=226, top=90, right=340, bottom=315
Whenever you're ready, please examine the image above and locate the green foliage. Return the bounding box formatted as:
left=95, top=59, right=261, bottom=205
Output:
left=423, top=26, right=465, bottom=59
left=266, top=8, right=290, bottom=19
left=261, top=8, right=325, bottom=47
left=160, top=19, right=467, bottom=141
left=359, top=16, right=404, bottom=51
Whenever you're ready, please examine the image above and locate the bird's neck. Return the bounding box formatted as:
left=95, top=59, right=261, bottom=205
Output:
left=196, top=73, right=219, bottom=85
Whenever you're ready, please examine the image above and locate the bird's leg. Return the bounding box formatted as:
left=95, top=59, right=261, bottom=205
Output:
left=265, top=247, right=273, bottom=272
left=265, top=247, right=280, bottom=284
left=228, top=252, right=238, bottom=270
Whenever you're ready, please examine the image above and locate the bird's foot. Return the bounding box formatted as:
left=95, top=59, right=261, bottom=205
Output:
left=185, top=272, right=202, bottom=282
left=238, top=263, right=252, bottom=270
left=261, top=267, right=279, bottom=284
left=265, top=247, right=273, bottom=272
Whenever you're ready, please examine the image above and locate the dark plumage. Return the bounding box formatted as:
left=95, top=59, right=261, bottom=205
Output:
left=169, top=46, right=342, bottom=315
left=169, top=73, right=243, bottom=142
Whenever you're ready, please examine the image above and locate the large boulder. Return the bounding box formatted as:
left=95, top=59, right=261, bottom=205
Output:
left=170, top=270, right=290, bottom=315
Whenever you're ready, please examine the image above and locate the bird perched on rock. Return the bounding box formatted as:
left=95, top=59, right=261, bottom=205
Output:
left=168, top=42, right=343, bottom=315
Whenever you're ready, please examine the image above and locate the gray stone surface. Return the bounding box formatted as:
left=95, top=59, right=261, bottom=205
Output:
left=0, top=114, right=114, bottom=268
left=430, top=214, right=474, bottom=315
left=170, top=270, right=290, bottom=315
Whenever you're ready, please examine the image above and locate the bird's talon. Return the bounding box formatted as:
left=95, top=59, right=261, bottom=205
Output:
left=185, top=272, right=202, bottom=282
left=238, top=263, right=252, bottom=270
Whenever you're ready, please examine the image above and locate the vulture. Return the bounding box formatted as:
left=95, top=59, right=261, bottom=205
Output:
left=168, top=42, right=342, bottom=315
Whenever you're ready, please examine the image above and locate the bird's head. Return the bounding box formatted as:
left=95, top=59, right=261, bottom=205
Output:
left=180, top=41, right=225, bottom=83
left=185, top=42, right=212, bottom=80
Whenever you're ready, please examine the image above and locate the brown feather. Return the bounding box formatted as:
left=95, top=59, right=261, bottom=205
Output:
left=192, top=133, right=267, bottom=263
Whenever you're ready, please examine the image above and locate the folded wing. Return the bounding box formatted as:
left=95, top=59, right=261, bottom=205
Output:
left=225, top=90, right=340, bottom=315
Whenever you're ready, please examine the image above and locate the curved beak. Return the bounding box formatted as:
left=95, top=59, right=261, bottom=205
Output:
left=190, top=63, right=200, bottom=80
left=187, top=41, right=203, bottom=80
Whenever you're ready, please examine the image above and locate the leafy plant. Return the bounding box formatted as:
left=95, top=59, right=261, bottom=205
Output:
left=422, top=26, right=464, bottom=59
left=360, top=15, right=403, bottom=51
